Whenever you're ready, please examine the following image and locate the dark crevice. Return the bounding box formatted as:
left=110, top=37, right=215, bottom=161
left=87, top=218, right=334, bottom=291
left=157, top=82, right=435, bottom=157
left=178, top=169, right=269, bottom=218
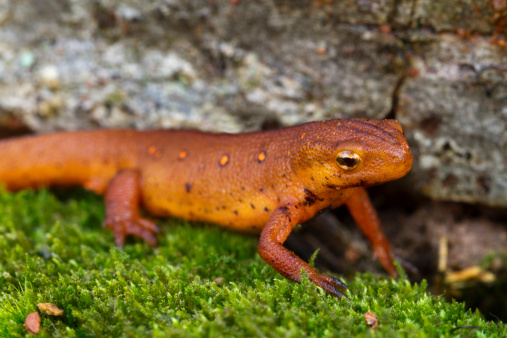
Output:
left=386, top=73, right=407, bottom=119
left=407, top=0, right=418, bottom=28
left=386, top=0, right=400, bottom=25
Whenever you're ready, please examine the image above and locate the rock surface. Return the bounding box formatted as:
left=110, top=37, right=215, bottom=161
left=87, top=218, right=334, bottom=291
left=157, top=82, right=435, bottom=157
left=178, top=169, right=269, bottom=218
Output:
left=0, top=0, right=506, bottom=205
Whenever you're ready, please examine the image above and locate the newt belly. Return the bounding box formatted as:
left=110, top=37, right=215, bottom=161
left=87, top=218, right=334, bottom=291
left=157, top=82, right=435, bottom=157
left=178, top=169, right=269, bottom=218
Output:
left=0, top=119, right=412, bottom=298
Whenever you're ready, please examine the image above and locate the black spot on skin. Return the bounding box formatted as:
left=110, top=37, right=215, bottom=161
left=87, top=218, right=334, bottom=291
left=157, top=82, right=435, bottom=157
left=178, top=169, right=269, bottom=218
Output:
left=239, top=198, right=243, bottom=203
left=310, top=175, right=314, bottom=181
left=271, top=184, right=274, bottom=189
left=279, top=207, right=292, bottom=222
left=303, top=188, right=323, bottom=207
left=250, top=203, right=256, bottom=209
left=185, top=183, right=192, bottom=193
left=259, top=187, right=264, bottom=192
left=264, top=207, right=269, bottom=212
left=221, top=205, right=226, bottom=210
left=241, top=186, right=245, bottom=190
left=284, top=184, right=288, bottom=188
left=233, top=210, right=239, bottom=215
left=327, top=184, right=339, bottom=189
left=325, top=176, right=329, bottom=180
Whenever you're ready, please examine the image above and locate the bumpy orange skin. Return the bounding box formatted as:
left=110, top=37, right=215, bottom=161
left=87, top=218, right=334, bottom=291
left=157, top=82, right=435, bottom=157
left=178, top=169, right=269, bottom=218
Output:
left=0, top=119, right=412, bottom=297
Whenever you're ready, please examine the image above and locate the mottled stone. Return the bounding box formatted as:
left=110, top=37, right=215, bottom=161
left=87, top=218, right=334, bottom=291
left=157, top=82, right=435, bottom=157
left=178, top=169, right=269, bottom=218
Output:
left=0, top=0, right=506, bottom=206
left=413, top=0, right=497, bottom=34
left=397, top=35, right=507, bottom=206
left=0, top=0, right=405, bottom=134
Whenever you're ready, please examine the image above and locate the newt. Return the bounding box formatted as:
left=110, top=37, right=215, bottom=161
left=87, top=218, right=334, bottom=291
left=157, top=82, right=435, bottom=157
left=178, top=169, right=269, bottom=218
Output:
left=0, top=118, right=412, bottom=297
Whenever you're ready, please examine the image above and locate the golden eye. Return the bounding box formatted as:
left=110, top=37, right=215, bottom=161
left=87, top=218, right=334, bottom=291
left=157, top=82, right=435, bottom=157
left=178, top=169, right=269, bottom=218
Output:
left=336, top=151, right=361, bottom=170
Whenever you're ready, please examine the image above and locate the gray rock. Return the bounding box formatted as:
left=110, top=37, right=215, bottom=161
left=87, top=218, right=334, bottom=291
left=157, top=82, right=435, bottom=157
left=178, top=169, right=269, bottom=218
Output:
left=0, top=0, right=506, bottom=206
left=397, top=34, right=507, bottom=206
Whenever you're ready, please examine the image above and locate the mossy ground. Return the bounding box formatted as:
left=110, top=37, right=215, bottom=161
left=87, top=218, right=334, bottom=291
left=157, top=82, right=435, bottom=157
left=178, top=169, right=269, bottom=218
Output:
left=0, top=189, right=505, bottom=337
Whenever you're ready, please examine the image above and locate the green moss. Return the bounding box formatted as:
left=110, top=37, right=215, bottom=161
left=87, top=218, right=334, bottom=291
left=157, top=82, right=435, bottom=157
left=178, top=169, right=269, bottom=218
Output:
left=0, top=189, right=505, bottom=337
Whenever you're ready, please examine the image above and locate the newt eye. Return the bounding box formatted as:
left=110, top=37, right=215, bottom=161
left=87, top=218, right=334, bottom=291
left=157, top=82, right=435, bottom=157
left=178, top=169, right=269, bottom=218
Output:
left=336, top=151, right=361, bottom=170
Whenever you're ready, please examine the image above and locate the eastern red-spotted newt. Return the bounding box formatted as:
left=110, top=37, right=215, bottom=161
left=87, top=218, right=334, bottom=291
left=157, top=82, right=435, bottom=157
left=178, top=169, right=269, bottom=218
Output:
left=0, top=119, right=412, bottom=297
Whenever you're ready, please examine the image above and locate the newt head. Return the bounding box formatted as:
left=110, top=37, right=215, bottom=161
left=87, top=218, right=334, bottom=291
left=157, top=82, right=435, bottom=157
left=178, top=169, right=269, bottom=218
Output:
left=291, top=118, right=413, bottom=191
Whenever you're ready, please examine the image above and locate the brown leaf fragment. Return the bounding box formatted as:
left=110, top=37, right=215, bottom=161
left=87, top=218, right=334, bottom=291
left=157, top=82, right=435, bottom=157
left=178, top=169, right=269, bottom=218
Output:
left=37, top=303, right=64, bottom=316
left=213, top=277, right=226, bottom=286
left=24, top=312, right=40, bottom=335
left=364, top=311, right=378, bottom=329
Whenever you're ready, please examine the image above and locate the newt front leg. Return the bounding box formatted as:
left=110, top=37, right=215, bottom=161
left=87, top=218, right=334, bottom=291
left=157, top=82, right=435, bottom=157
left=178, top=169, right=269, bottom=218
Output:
left=258, top=202, right=348, bottom=298
left=103, top=169, right=160, bottom=248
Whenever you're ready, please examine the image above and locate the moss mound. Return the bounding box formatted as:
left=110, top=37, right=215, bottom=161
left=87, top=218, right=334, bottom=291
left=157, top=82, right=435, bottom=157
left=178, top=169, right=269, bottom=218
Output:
left=0, top=189, right=505, bottom=337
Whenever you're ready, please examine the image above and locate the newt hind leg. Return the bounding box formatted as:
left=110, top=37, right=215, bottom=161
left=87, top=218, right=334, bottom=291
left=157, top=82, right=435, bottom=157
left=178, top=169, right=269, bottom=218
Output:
left=103, top=169, right=160, bottom=247
left=258, top=203, right=348, bottom=298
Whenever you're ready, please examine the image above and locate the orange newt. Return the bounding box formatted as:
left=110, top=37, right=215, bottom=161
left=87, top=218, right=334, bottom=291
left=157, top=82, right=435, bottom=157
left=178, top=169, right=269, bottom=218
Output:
left=0, top=118, right=412, bottom=297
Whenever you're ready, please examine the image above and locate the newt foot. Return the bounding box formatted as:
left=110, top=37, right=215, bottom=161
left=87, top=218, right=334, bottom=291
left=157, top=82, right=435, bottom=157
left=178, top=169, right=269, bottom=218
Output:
left=310, top=273, right=348, bottom=299
left=103, top=216, right=160, bottom=248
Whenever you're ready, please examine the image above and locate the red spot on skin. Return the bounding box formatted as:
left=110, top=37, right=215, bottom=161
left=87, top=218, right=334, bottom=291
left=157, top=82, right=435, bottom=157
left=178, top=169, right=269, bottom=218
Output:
left=219, top=155, right=229, bottom=166
left=178, top=151, right=188, bottom=160
left=257, top=151, right=266, bottom=163
left=148, top=146, right=163, bottom=159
